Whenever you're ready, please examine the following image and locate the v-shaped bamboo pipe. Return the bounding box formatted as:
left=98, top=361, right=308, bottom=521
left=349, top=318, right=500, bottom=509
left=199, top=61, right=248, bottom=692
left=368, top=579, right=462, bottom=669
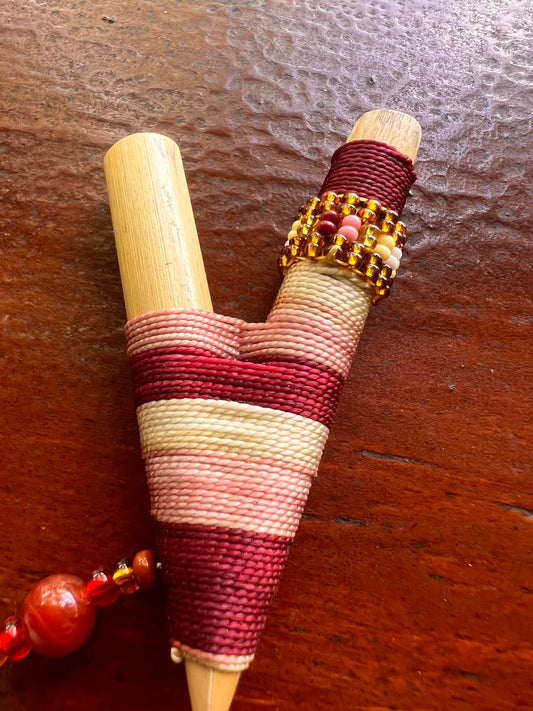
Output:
left=104, top=109, right=421, bottom=711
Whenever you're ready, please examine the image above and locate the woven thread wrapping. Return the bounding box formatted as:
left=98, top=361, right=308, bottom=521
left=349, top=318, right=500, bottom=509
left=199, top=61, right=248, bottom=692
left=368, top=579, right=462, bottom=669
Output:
left=319, top=139, right=416, bottom=214
left=125, top=263, right=371, bottom=670
left=124, top=139, right=416, bottom=670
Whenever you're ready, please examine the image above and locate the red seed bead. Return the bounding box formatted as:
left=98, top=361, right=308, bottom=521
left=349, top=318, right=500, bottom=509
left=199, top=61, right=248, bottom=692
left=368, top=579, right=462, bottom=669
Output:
left=319, top=210, right=339, bottom=226
left=22, top=574, right=97, bottom=658
left=0, top=616, right=33, bottom=661
left=316, top=220, right=338, bottom=237
left=133, top=550, right=157, bottom=591
left=86, top=569, right=121, bottom=607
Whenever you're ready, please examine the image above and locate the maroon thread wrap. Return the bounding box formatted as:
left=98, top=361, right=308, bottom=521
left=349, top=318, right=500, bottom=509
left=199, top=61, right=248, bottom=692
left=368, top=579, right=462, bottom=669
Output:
left=319, top=139, right=416, bottom=214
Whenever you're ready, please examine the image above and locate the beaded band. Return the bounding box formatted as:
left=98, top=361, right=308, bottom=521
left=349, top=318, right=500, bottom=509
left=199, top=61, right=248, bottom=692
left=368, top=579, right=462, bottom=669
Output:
left=279, top=191, right=407, bottom=303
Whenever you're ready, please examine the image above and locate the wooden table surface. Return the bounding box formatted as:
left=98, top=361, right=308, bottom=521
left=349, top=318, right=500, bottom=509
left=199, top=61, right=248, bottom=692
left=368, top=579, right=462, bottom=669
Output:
left=0, top=1, right=531, bottom=709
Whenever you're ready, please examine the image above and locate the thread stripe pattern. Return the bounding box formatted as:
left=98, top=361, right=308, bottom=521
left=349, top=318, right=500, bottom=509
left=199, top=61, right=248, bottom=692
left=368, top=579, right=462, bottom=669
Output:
left=125, top=260, right=372, bottom=670
left=159, top=523, right=290, bottom=669
left=130, top=351, right=343, bottom=427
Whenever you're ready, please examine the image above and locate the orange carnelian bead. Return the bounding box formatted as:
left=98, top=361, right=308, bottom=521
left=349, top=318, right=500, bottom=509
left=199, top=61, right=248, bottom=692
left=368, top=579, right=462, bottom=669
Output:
left=0, top=616, right=33, bottom=661
left=21, top=575, right=96, bottom=658
left=133, top=550, right=157, bottom=590
left=112, top=559, right=139, bottom=595
left=86, top=569, right=121, bottom=607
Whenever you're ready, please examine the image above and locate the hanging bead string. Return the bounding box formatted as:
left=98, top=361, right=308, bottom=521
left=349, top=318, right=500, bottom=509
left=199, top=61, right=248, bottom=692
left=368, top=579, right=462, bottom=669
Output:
left=319, top=139, right=416, bottom=215
left=0, top=550, right=157, bottom=664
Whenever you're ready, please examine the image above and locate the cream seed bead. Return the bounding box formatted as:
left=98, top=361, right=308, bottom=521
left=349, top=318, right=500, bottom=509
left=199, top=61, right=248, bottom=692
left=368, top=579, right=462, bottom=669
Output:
left=377, top=234, right=395, bottom=251
left=386, top=255, right=400, bottom=270
left=292, top=220, right=302, bottom=231
left=288, top=229, right=298, bottom=240
left=374, top=243, right=392, bottom=260
left=391, top=246, right=402, bottom=260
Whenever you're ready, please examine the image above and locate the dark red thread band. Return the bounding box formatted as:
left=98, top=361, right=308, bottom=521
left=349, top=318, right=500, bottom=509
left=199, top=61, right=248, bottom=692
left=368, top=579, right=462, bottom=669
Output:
left=158, top=522, right=290, bottom=658
left=319, top=139, right=416, bottom=215
left=129, top=350, right=344, bottom=428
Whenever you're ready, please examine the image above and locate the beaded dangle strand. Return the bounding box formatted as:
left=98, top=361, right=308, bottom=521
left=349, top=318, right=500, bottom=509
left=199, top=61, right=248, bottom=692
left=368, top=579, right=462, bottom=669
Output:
left=0, top=550, right=157, bottom=664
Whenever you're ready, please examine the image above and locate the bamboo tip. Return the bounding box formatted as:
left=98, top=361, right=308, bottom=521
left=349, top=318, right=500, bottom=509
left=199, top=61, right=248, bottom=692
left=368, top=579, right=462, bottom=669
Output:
left=104, top=132, right=179, bottom=171
left=184, top=660, right=241, bottom=711
left=347, top=109, right=422, bottom=162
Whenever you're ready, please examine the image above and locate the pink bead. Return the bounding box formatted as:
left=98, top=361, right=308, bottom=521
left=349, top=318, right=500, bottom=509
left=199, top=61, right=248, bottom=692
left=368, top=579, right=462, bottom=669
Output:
left=341, top=214, right=362, bottom=230
left=22, top=574, right=97, bottom=658
left=337, top=225, right=359, bottom=242
left=316, top=220, right=338, bottom=236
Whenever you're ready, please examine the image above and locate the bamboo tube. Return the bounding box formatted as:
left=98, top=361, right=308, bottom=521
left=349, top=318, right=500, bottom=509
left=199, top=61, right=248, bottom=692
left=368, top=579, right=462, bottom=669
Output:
left=104, top=133, right=239, bottom=711
left=103, top=110, right=421, bottom=711
left=104, top=133, right=212, bottom=319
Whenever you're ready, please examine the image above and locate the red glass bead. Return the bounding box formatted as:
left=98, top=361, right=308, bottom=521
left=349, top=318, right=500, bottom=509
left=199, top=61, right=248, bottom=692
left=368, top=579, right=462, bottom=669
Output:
left=133, top=550, right=157, bottom=590
left=319, top=210, right=339, bottom=226
left=316, top=220, right=337, bottom=237
left=86, top=569, right=121, bottom=607
left=0, top=616, right=33, bottom=661
left=22, top=574, right=97, bottom=658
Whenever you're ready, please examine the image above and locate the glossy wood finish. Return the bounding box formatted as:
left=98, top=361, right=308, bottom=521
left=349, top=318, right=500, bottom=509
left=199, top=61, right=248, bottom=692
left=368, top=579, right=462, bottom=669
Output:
left=0, top=2, right=531, bottom=710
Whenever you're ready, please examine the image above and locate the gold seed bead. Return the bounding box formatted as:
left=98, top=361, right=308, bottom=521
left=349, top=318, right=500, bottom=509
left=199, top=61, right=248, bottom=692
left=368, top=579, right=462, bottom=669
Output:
left=375, top=284, right=391, bottom=300
left=380, top=220, right=396, bottom=234
left=321, top=200, right=336, bottom=212
left=396, top=221, right=407, bottom=235
left=359, top=207, right=376, bottom=222
left=344, top=192, right=358, bottom=204
left=383, top=209, right=399, bottom=223
left=393, top=231, right=407, bottom=247
left=340, top=203, right=358, bottom=216
left=287, top=229, right=298, bottom=240
left=112, top=559, right=139, bottom=595
left=380, top=264, right=393, bottom=279
left=321, top=191, right=338, bottom=203
left=332, top=233, right=347, bottom=247
left=364, top=262, right=380, bottom=280
left=367, top=198, right=381, bottom=212
left=368, top=252, right=382, bottom=266
left=363, top=234, right=377, bottom=249
left=305, top=242, right=321, bottom=258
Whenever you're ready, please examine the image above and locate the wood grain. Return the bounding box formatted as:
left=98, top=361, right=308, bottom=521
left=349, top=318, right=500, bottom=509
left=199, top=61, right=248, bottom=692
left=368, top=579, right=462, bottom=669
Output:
left=0, top=2, right=531, bottom=710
